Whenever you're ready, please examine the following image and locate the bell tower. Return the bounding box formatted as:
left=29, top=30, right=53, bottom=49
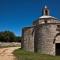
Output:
left=43, top=5, right=50, bottom=16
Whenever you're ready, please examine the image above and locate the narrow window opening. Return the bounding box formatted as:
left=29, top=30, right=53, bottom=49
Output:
left=45, top=9, right=48, bottom=15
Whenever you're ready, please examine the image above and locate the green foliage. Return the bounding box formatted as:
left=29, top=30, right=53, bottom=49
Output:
left=0, top=31, right=21, bottom=42
left=13, top=48, right=60, bottom=60
left=16, top=36, right=22, bottom=42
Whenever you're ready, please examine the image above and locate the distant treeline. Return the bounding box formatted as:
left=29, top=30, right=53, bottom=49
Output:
left=0, top=31, right=22, bottom=42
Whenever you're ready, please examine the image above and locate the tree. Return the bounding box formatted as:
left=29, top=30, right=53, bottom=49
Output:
left=0, top=31, right=15, bottom=42
left=16, top=36, right=22, bottom=42
left=0, top=31, right=22, bottom=42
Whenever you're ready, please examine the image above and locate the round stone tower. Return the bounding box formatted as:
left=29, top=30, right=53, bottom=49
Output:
left=22, top=5, right=60, bottom=56
left=34, top=6, right=60, bottom=55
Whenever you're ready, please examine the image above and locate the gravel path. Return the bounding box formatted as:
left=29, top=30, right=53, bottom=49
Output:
left=0, top=47, right=20, bottom=60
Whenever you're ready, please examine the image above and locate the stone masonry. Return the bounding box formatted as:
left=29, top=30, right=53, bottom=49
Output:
left=22, top=6, right=60, bottom=55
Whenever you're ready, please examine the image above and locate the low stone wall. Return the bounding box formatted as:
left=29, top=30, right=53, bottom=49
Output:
left=0, top=42, right=21, bottom=47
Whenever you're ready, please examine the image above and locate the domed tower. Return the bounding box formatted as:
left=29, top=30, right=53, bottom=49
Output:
left=34, top=5, right=60, bottom=55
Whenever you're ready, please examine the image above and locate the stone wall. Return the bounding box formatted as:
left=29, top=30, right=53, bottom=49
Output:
left=22, top=18, right=60, bottom=55
left=22, top=27, right=34, bottom=52
left=0, top=42, right=21, bottom=47
left=34, top=22, right=60, bottom=55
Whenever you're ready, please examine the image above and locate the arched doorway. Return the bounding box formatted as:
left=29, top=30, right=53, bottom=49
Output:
left=53, top=33, right=60, bottom=55
left=56, top=43, right=60, bottom=55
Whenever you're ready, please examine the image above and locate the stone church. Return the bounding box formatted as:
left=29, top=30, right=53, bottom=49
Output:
left=21, top=6, right=60, bottom=55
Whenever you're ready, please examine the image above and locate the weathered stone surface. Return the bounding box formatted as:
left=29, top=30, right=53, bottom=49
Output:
left=22, top=27, right=34, bottom=52
left=21, top=6, right=60, bottom=56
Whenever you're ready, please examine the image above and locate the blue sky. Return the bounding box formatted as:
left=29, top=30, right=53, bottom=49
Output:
left=0, top=0, right=60, bottom=36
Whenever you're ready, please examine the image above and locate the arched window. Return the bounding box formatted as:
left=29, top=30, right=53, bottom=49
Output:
left=45, top=9, right=48, bottom=15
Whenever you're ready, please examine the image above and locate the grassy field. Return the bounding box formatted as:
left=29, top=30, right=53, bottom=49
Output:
left=13, top=48, right=60, bottom=60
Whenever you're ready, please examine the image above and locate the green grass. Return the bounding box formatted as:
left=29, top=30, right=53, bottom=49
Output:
left=13, top=48, right=60, bottom=60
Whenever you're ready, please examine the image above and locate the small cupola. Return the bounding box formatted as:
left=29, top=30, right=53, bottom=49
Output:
left=39, top=5, right=56, bottom=19
left=43, top=5, right=50, bottom=16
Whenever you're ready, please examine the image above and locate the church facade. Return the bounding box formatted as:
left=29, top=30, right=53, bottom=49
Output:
left=21, top=6, right=60, bottom=55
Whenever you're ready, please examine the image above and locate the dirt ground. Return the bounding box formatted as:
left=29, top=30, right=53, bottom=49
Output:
left=0, top=47, right=20, bottom=60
